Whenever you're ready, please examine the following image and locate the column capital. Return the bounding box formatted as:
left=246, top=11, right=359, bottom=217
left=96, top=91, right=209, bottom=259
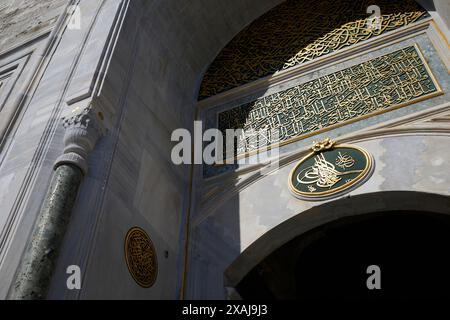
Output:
left=54, top=104, right=104, bottom=175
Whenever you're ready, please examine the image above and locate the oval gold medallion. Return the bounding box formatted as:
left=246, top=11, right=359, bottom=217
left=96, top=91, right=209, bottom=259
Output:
left=124, top=227, right=158, bottom=288
left=289, top=139, right=373, bottom=200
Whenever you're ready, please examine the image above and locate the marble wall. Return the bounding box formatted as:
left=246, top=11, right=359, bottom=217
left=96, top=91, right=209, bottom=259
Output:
left=0, top=0, right=287, bottom=299
left=0, top=0, right=68, bottom=52
left=0, top=0, right=448, bottom=300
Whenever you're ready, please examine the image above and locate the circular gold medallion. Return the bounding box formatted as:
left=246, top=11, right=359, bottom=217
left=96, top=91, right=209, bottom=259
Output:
left=124, top=227, right=158, bottom=288
left=289, top=141, right=373, bottom=200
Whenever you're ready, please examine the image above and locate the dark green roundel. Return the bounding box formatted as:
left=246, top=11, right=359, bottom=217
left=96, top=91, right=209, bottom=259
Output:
left=289, top=146, right=372, bottom=198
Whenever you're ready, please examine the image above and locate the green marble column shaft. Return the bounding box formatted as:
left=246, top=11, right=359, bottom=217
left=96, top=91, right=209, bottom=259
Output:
left=8, top=163, right=83, bottom=300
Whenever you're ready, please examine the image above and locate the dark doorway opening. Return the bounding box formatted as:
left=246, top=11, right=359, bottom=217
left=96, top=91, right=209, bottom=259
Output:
left=236, top=211, right=450, bottom=299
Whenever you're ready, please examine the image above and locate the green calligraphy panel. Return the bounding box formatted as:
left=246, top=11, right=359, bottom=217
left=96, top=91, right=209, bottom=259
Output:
left=218, top=46, right=440, bottom=157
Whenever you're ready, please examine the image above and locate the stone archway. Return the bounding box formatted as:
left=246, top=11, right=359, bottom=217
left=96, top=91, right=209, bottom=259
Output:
left=224, top=191, right=450, bottom=299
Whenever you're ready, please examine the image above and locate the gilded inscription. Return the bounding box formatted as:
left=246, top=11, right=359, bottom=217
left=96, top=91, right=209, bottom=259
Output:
left=218, top=46, right=440, bottom=156
left=199, top=0, right=428, bottom=98
left=125, top=227, right=158, bottom=288
left=289, top=139, right=373, bottom=199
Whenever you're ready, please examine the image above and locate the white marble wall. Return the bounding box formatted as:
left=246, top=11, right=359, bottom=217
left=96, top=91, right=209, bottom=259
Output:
left=0, top=0, right=448, bottom=300
left=0, top=0, right=68, bottom=52
left=0, top=0, right=287, bottom=299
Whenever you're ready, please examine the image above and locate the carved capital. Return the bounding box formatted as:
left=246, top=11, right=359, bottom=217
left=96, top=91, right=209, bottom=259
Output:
left=55, top=105, right=103, bottom=175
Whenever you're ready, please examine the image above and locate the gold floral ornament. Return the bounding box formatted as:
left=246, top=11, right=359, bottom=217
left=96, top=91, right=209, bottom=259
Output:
left=125, top=227, right=158, bottom=288
left=289, top=139, right=373, bottom=199
left=311, top=138, right=335, bottom=153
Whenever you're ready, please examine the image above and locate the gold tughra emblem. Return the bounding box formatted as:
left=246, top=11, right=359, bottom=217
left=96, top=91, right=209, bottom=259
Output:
left=125, top=227, right=158, bottom=288
left=289, top=139, right=373, bottom=199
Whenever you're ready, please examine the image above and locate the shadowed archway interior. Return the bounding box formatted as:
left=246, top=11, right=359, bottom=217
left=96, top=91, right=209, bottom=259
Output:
left=236, top=211, right=450, bottom=299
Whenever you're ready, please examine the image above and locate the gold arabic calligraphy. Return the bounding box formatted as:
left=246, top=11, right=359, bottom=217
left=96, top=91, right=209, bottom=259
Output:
left=296, top=153, right=362, bottom=189
left=218, top=46, right=439, bottom=157
left=125, top=227, right=158, bottom=288
left=336, top=152, right=355, bottom=169
left=200, top=0, right=428, bottom=98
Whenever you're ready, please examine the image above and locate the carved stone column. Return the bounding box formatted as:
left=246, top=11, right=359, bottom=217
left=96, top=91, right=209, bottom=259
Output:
left=8, top=105, right=103, bottom=300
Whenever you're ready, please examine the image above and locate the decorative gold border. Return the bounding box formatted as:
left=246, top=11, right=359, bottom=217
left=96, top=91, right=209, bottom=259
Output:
left=214, top=43, right=443, bottom=165
left=124, top=226, right=158, bottom=288
left=288, top=144, right=373, bottom=198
